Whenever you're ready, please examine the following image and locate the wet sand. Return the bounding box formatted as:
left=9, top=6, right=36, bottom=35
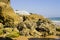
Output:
left=52, top=21, right=60, bottom=25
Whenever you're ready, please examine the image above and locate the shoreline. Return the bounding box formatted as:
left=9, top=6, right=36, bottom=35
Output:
left=52, top=20, right=60, bottom=25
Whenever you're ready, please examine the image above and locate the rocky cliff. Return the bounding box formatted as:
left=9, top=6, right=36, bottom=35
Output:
left=0, top=0, right=10, bottom=5
left=0, top=0, right=21, bottom=27
left=0, top=0, right=60, bottom=40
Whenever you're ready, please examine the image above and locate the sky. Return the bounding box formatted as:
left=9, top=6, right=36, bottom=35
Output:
left=11, top=0, right=60, bottom=17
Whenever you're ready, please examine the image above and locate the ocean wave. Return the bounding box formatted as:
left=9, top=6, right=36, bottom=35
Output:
left=52, top=20, right=60, bottom=22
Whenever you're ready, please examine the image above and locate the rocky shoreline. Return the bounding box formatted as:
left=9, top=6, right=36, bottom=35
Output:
left=0, top=0, right=60, bottom=40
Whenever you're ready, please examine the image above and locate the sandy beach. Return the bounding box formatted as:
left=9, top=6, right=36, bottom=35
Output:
left=52, top=21, right=60, bottom=25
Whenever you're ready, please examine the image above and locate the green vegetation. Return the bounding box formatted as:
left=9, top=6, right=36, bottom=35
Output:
left=0, top=19, right=3, bottom=23
left=0, top=29, right=3, bottom=35
left=4, top=28, right=13, bottom=33
left=0, top=0, right=60, bottom=39
left=6, top=31, right=20, bottom=38
left=56, top=27, right=60, bottom=32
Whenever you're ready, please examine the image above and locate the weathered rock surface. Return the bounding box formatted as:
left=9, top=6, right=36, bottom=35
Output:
left=0, top=0, right=60, bottom=39
left=17, top=14, right=56, bottom=37
left=0, top=0, right=21, bottom=27
left=0, top=0, right=10, bottom=5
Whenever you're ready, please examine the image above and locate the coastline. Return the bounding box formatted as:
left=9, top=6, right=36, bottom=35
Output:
left=52, top=20, right=60, bottom=25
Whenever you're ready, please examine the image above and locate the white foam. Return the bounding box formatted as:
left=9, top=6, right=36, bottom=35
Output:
left=52, top=20, right=60, bottom=25
left=52, top=20, right=60, bottom=22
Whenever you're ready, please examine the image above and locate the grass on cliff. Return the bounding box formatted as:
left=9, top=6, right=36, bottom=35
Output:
left=6, top=31, right=20, bottom=38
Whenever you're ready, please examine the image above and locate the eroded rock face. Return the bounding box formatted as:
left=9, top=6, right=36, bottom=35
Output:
left=0, top=0, right=59, bottom=38
left=17, top=14, right=56, bottom=37
left=0, top=0, right=10, bottom=4
left=0, top=0, right=21, bottom=27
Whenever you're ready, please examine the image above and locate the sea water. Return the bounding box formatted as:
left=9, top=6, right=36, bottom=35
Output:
left=48, top=17, right=60, bottom=25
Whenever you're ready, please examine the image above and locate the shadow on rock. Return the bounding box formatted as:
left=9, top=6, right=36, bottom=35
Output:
left=0, top=37, right=12, bottom=40
left=28, top=38, right=60, bottom=40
